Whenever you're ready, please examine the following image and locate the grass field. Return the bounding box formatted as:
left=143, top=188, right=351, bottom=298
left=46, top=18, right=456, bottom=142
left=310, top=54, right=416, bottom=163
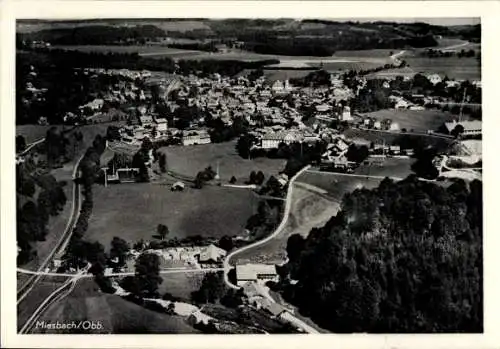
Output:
left=161, top=141, right=286, bottom=183
left=16, top=125, right=54, bottom=144
left=34, top=278, right=198, bottom=334
left=353, top=157, right=415, bottom=179
left=86, top=182, right=257, bottom=250
left=231, top=184, right=339, bottom=265
left=404, top=56, right=480, bottom=81
left=360, top=109, right=458, bottom=132
left=334, top=49, right=396, bottom=57
left=157, top=272, right=204, bottom=301
left=344, top=128, right=455, bottom=151
left=17, top=275, right=70, bottom=331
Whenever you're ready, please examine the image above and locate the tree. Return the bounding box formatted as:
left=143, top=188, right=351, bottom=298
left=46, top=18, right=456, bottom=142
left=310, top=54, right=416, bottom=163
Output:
left=255, top=171, right=265, bottom=185
left=191, top=272, right=226, bottom=304
left=159, top=153, right=167, bottom=173
left=249, top=171, right=257, bottom=184
left=134, top=252, right=162, bottom=298
left=16, top=135, right=26, bottom=153
left=157, top=224, right=169, bottom=241
left=218, top=235, right=234, bottom=251
left=229, top=176, right=237, bottom=184
left=110, top=236, right=130, bottom=267
left=451, top=124, right=465, bottom=138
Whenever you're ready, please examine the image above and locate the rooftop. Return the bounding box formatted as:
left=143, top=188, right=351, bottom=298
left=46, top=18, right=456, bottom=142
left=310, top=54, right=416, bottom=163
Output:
left=236, top=263, right=277, bottom=281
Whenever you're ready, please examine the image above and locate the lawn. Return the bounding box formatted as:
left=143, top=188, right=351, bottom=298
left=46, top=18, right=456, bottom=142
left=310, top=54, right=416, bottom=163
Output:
left=404, top=56, right=480, bottom=81
left=160, top=140, right=286, bottom=183
left=86, top=182, right=258, bottom=250
left=33, top=278, right=198, bottom=334
left=157, top=272, right=204, bottom=301
left=360, top=109, right=458, bottom=132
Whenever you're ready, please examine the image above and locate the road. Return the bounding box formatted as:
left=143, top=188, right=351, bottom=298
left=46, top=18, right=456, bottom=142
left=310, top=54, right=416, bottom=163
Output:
left=17, top=266, right=224, bottom=278
left=17, top=137, right=45, bottom=157
left=17, top=154, right=84, bottom=302
left=17, top=154, right=84, bottom=333
left=223, top=165, right=311, bottom=290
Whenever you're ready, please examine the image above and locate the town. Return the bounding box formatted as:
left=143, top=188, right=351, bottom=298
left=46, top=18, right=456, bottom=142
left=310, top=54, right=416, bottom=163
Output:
left=14, top=18, right=482, bottom=336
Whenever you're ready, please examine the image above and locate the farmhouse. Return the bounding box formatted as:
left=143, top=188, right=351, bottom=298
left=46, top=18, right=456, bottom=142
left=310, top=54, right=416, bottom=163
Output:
left=197, top=244, right=227, bottom=266
left=427, top=74, right=443, bottom=85
left=182, top=129, right=212, bottom=146
left=140, top=115, right=154, bottom=128
left=261, top=131, right=303, bottom=149
left=155, top=118, right=168, bottom=133
left=235, top=263, right=279, bottom=287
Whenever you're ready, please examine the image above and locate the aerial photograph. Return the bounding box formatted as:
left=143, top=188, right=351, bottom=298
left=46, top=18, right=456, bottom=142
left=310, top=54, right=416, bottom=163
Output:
left=15, top=18, right=482, bottom=334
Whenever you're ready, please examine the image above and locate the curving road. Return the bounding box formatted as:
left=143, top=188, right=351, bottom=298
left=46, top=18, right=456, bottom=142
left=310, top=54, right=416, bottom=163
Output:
left=223, top=165, right=311, bottom=290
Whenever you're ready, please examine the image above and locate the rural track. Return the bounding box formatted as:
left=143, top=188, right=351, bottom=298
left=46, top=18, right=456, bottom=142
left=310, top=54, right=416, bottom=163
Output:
left=223, top=165, right=311, bottom=290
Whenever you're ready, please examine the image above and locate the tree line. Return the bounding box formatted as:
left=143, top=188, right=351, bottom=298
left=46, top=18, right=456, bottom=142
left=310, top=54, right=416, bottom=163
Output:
left=278, top=176, right=482, bottom=333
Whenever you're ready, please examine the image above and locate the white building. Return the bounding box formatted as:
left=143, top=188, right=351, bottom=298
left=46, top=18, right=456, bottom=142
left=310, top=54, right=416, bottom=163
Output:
left=261, top=131, right=303, bottom=149
left=235, top=263, right=279, bottom=287
left=182, top=130, right=212, bottom=146
left=155, top=118, right=168, bottom=133
left=427, top=74, right=443, bottom=85
left=340, top=106, right=353, bottom=121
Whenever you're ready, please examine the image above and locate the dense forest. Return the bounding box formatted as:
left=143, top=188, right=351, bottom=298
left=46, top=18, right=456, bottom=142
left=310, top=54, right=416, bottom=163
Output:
left=17, top=25, right=166, bottom=45
left=280, top=176, right=482, bottom=333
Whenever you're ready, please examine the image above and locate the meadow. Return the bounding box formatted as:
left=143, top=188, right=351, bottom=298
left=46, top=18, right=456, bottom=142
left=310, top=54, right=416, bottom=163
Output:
left=85, top=182, right=258, bottom=250
left=404, top=56, right=480, bottom=81
left=33, top=278, right=198, bottom=334
left=360, top=109, right=458, bottom=132
left=160, top=140, right=286, bottom=183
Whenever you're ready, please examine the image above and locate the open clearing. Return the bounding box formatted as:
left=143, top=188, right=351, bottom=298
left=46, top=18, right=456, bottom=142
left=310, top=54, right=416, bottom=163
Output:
left=161, top=141, right=286, bottom=183
left=16, top=125, right=54, bottom=144
left=34, top=278, right=198, bottom=334
left=404, top=56, right=480, bottom=80
left=360, top=109, right=458, bottom=132
left=158, top=272, right=204, bottom=301
left=353, top=157, right=415, bottom=179
left=86, top=182, right=257, bottom=250
left=231, top=183, right=340, bottom=265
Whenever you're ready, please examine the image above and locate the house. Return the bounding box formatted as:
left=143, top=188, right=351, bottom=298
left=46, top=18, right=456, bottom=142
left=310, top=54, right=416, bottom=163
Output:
left=427, top=74, right=443, bottom=85
left=198, top=244, right=227, bottom=266
left=261, top=131, right=303, bottom=149
left=389, top=145, right=401, bottom=155
left=235, top=263, right=279, bottom=287
left=171, top=181, right=185, bottom=191
left=80, top=98, right=104, bottom=112
left=182, top=129, right=211, bottom=146
left=340, top=106, right=353, bottom=121
left=116, top=168, right=140, bottom=183
left=444, top=120, right=482, bottom=136
left=155, top=118, right=168, bottom=133
left=394, top=99, right=410, bottom=110
left=140, top=115, right=154, bottom=128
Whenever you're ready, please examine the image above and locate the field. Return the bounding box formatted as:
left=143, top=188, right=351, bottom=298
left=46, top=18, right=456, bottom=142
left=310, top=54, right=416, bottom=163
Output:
left=231, top=184, right=339, bottom=265
left=86, top=182, right=257, bottom=250
left=16, top=125, right=54, bottom=144
left=360, top=109, right=458, bottom=132
left=33, top=278, right=198, bottom=334
left=353, top=157, right=415, bottom=179
left=161, top=141, right=286, bottom=183
left=403, top=56, right=480, bottom=81
left=334, top=49, right=395, bottom=57
left=343, top=128, right=455, bottom=151
left=17, top=275, right=69, bottom=331
left=51, top=45, right=202, bottom=58
left=157, top=272, right=204, bottom=301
